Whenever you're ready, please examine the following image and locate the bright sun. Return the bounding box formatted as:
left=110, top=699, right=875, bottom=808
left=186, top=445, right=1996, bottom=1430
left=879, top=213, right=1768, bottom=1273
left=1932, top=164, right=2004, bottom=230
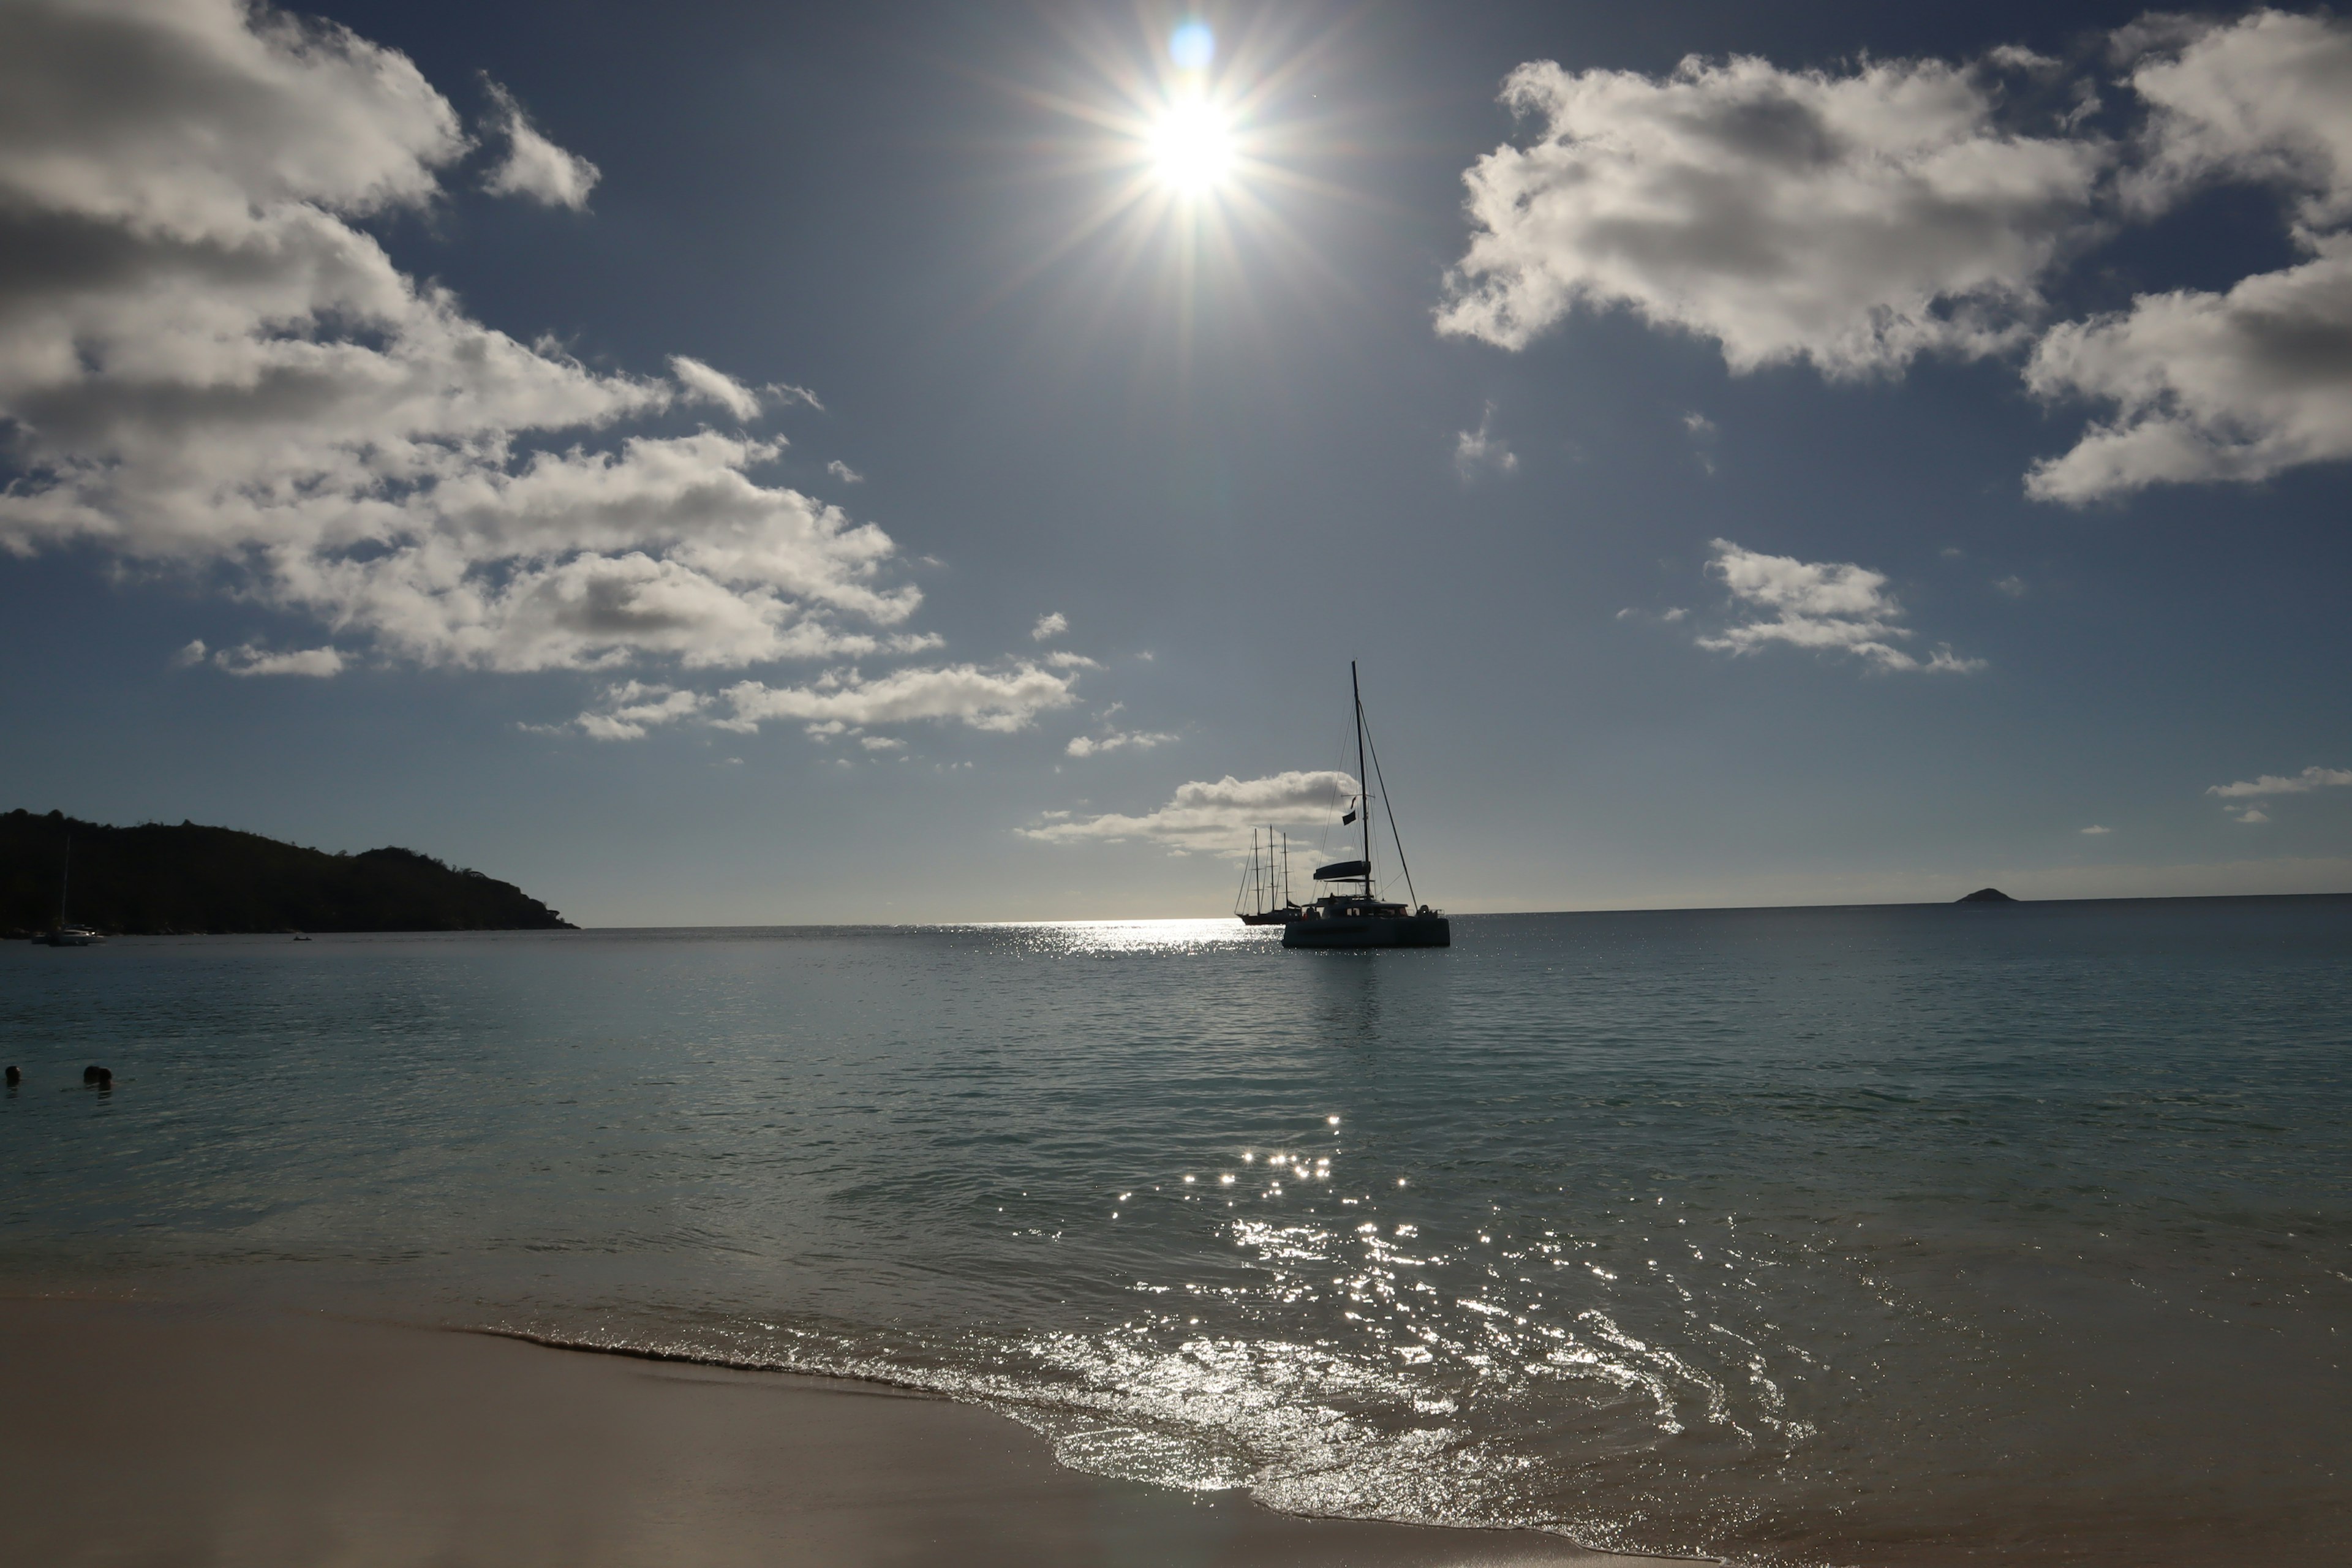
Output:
left=1148, top=99, right=1234, bottom=194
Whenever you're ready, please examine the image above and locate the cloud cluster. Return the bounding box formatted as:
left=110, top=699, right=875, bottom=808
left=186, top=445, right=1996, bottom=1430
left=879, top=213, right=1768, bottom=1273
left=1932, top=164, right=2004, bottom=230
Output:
left=1066, top=729, right=1178, bottom=757
left=2207, top=765, right=2352, bottom=797
left=1698, top=540, right=1981, bottom=672
left=480, top=81, right=600, bottom=209
left=0, top=0, right=925, bottom=682
left=555, top=662, right=1082, bottom=742
left=172, top=636, right=343, bottom=677
left=1443, top=10, right=2352, bottom=500
left=1021, top=771, right=1358, bottom=850
left=1439, top=53, right=2102, bottom=375
left=1453, top=402, right=1518, bottom=478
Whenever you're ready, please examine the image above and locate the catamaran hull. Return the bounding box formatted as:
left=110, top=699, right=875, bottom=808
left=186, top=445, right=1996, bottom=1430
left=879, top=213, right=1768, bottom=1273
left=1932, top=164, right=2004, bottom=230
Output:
left=1282, top=914, right=1450, bottom=949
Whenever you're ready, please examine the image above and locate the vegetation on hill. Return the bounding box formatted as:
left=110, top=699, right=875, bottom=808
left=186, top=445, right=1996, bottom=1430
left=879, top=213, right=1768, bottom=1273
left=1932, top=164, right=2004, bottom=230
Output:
left=2, top=810, right=575, bottom=935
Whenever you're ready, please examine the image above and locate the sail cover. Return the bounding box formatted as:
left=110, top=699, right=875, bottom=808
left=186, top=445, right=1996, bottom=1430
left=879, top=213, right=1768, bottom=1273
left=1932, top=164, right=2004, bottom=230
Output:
left=1313, top=859, right=1370, bottom=881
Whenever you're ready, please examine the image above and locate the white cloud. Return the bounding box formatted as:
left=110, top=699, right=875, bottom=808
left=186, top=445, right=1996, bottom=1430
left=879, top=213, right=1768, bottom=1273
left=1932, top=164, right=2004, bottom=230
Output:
left=1066, top=730, right=1178, bottom=758
left=170, top=638, right=208, bottom=668
left=1994, top=575, right=2029, bottom=597
left=551, top=662, right=1079, bottom=741
left=1697, top=539, right=1983, bottom=673
left=2026, top=13, right=2352, bottom=502
left=1438, top=51, right=2105, bottom=375
left=1020, top=771, right=1359, bottom=850
left=2024, top=232, right=2352, bottom=501
left=827, top=460, right=864, bottom=484
left=480, top=81, right=600, bottom=210
left=2081, top=824, right=2112, bottom=834
left=2207, top=766, right=2352, bottom=798
left=859, top=734, right=905, bottom=752
left=2120, top=10, right=2352, bottom=227
left=716, top=663, right=1079, bottom=735
left=0, top=0, right=921, bottom=678
left=1031, top=611, right=1069, bottom=641
left=1433, top=15, right=2352, bottom=500
left=565, top=681, right=707, bottom=741
left=1453, top=402, right=1518, bottom=478
left=2231, top=805, right=2272, bottom=824
left=669, top=356, right=763, bottom=421
left=214, top=643, right=344, bottom=677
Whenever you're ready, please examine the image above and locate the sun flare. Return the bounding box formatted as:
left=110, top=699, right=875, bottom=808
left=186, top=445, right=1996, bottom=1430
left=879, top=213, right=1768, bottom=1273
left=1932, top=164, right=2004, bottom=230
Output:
left=1148, top=98, right=1234, bottom=194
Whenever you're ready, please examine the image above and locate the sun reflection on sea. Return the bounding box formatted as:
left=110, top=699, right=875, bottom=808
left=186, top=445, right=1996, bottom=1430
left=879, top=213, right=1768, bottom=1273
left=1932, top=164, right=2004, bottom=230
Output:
left=976, top=918, right=1272, bottom=956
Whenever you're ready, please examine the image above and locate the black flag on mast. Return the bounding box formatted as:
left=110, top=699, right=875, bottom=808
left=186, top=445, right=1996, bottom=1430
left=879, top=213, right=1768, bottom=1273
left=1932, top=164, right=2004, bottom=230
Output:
left=1341, top=799, right=1357, bottom=826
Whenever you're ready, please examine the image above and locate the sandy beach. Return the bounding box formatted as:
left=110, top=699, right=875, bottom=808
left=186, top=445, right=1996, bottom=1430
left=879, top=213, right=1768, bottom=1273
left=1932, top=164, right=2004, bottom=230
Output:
left=0, top=1297, right=1665, bottom=1567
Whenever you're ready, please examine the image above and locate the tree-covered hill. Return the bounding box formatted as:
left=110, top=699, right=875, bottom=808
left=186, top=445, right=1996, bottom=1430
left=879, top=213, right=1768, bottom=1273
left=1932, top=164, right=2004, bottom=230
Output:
left=2, top=810, right=575, bottom=935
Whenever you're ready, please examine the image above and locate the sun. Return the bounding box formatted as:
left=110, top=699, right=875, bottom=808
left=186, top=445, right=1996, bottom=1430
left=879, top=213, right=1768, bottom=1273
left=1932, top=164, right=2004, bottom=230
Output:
left=1148, top=97, right=1235, bottom=195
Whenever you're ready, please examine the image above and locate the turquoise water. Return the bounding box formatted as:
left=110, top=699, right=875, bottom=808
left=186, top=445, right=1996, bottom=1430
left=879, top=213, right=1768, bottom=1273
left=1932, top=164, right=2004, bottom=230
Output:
left=4, top=902, right=2348, bottom=1564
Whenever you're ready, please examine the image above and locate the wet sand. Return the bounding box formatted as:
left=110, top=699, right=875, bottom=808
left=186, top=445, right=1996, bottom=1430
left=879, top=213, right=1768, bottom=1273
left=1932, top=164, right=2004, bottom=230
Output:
left=0, top=1297, right=1668, bottom=1567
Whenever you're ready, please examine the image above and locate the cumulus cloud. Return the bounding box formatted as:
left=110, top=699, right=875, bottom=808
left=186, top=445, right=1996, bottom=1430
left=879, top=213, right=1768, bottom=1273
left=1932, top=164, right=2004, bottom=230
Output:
left=548, top=662, right=1081, bottom=741
left=827, top=460, right=864, bottom=484
left=2207, top=765, right=2352, bottom=798
left=1994, top=575, right=2029, bottom=597
left=715, top=663, right=1079, bottom=736
left=1438, top=51, right=2105, bottom=375
left=1020, top=771, right=1358, bottom=850
left=1031, top=611, right=1068, bottom=641
left=2120, top=10, right=2352, bottom=226
left=553, top=680, right=704, bottom=741
left=214, top=643, right=345, bottom=677
left=2081, top=824, right=2112, bottom=834
left=2032, top=12, right=2352, bottom=500
left=1439, top=12, right=2352, bottom=500
left=480, top=81, right=600, bottom=209
left=669, top=356, right=762, bottom=421
left=0, top=0, right=921, bottom=678
left=1453, top=402, right=1518, bottom=478
left=1066, top=729, right=1178, bottom=758
left=2024, top=232, right=2352, bottom=500
left=1697, top=540, right=1983, bottom=673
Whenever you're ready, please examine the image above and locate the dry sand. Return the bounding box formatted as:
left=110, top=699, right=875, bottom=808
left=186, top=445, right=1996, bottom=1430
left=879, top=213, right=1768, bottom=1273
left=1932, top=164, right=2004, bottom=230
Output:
left=0, top=1297, right=1673, bottom=1567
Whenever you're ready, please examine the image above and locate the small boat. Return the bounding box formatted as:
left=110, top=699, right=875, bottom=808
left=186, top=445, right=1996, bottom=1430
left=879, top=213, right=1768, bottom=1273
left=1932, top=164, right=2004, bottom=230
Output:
left=1284, top=663, right=1449, bottom=950
left=29, top=833, right=104, bottom=947
left=1234, top=826, right=1303, bottom=925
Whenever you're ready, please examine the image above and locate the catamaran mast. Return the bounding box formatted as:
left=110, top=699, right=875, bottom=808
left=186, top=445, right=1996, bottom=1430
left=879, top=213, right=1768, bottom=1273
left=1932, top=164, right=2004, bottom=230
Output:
left=1352, top=661, right=1372, bottom=897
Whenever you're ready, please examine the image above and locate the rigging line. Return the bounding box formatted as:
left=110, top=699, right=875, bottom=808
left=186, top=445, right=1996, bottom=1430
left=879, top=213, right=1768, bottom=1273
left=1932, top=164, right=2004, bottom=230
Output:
left=1361, top=705, right=1419, bottom=911
left=1233, top=829, right=1256, bottom=916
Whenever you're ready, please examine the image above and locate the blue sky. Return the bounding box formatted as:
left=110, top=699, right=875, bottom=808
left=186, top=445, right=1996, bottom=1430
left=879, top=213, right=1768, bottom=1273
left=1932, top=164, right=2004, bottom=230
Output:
left=2, top=0, right=2347, bottom=922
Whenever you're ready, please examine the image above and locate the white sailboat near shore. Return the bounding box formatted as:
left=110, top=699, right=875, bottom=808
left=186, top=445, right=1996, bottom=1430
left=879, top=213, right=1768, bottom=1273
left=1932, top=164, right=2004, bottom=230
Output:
left=1283, top=663, right=1449, bottom=949
left=31, top=832, right=103, bottom=946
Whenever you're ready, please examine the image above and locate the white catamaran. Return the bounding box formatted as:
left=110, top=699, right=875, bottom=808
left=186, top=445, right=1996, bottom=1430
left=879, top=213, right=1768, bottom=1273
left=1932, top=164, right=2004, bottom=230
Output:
left=1284, top=663, right=1449, bottom=949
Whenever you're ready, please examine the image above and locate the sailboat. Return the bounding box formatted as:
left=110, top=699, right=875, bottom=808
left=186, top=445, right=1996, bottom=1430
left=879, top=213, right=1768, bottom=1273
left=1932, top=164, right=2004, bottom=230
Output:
left=1283, top=663, right=1449, bottom=949
left=31, top=832, right=103, bottom=946
left=1234, top=826, right=1303, bottom=925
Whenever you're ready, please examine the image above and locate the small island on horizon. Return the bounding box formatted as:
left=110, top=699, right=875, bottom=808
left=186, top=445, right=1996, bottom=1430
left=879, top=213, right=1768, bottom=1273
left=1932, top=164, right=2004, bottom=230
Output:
left=2, top=809, right=573, bottom=937
left=1958, top=887, right=2019, bottom=903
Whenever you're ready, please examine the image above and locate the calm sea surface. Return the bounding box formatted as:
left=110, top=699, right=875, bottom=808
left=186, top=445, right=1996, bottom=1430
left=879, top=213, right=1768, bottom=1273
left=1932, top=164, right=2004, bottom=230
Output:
left=4, top=903, right=2348, bottom=1564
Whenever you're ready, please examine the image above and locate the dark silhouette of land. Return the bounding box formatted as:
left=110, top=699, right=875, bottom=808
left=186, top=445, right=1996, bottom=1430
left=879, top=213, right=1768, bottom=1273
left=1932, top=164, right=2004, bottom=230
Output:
left=2, top=810, right=573, bottom=935
left=1958, top=887, right=2018, bottom=903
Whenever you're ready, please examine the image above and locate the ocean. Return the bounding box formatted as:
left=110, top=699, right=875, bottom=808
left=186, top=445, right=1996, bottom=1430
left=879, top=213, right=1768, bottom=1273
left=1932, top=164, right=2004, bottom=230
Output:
left=4, top=901, right=2348, bottom=1565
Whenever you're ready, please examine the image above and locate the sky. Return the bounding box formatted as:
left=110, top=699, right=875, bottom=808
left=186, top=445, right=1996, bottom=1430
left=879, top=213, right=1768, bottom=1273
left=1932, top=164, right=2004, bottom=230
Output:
left=2, top=0, right=2348, bottom=924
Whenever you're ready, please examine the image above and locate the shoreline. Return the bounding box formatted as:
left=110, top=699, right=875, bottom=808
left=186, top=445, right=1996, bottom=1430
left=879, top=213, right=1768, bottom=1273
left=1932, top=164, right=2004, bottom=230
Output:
left=0, top=1295, right=1674, bottom=1567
